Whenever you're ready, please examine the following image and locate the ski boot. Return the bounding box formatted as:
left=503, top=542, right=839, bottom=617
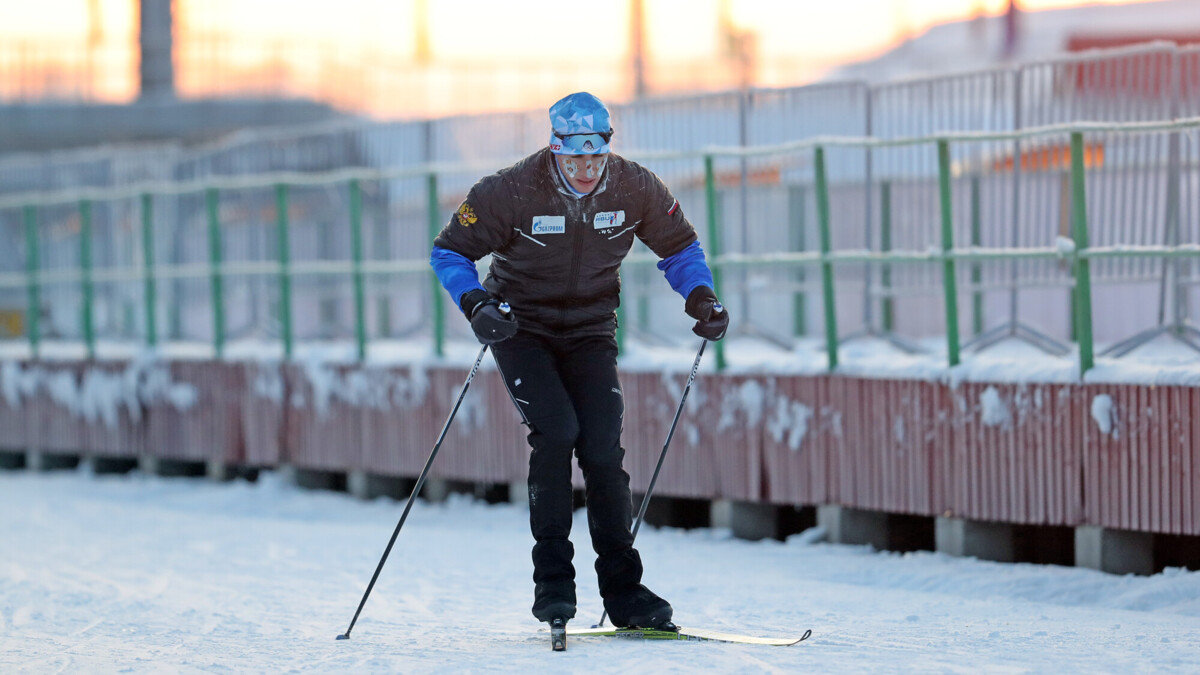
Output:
left=533, top=580, right=575, bottom=651
left=531, top=580, right=576, bottom=623
left=603, top=583, right=675, bottom=631
left=549, top=617, right=568, bottom=651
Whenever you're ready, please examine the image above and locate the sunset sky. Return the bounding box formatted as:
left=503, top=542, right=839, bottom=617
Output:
left=0, top=0, right=1173, bottom=114
left=2, top=0, right=1167, bottom=58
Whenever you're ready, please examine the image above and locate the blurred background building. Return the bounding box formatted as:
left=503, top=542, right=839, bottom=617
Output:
left=2, top=0, right=1197, bottom=153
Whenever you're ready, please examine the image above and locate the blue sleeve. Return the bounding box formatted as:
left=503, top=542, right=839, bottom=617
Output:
left=430, top=246, right=486, bottom=313
left=656, top=240, right=715, bottom=300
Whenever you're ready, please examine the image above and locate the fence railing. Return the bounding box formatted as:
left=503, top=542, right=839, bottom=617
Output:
left=2, top=116, right=1199, bottom=376
left=7, top=44, right=1199, bottom=364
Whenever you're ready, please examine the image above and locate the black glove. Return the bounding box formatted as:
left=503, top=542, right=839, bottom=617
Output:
left=685, top=286, right=729, bottom=341
left=460, top=289, right=518, bottom=345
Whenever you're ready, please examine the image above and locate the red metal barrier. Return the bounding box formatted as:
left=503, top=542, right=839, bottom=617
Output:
left=143, top=361, right=242, bottom=464
left=616, top=372, right=761, bottom=502
left=0, top=363, right=26, bottom=449
left=433, top=371, right=526, bottom=484
left=760, top=375, right=828, bottom=506
left=282, top=362, right=366, bottom=472
left=242, top=362, right=285, bottom=467
left=30, top=362, right=98, bottom=456
left=2, top=358, right=1197, bottom=536
left=1082, top=384, right=1199, bottom=536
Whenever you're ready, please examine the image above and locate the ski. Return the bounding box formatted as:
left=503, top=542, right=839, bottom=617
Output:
left=567, top=625, right=811, bottom=647
left=550, top=618, right=567, bottom=652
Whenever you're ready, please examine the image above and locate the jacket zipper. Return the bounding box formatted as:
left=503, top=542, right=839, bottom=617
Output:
left=563, top=201, right=587, bottom=328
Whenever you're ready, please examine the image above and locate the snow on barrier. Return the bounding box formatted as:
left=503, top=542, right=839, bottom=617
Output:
left=1, top=358, right=1197, bottom=537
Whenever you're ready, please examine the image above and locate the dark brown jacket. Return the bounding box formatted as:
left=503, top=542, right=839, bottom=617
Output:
left=433, top=148, right=698, bottom=338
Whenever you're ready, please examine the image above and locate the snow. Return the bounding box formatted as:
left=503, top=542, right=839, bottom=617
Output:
left=893, top=415, right=906, bottom=444
left=295, top=356, right=431, bottom=418
left=1091, top=393, right=1117, bottom=436
left=980, top=386, right=1011, bottom=428
left=5, top=310, right=1200, bottom=389
left=767, top=397, right=813, bottom=452
left=2, top=470, right=1200, bottom=673
left=718, top=379, right=767, bottom=431
left=1, top=356, right=197, bottom=427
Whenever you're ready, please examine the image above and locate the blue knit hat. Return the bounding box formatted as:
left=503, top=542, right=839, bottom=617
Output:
left=548, top=92, right=612, bottom=155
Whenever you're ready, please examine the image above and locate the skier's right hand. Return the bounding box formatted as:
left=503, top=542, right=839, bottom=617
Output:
left=685, top=286, right=729, bottom=341
left=461, top=289, right=518, bottom=345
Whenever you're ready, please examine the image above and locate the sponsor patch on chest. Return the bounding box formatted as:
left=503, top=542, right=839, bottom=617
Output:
left=531, top=215, right=566, bottom=235
left=593, top=210, right=626, bottom=230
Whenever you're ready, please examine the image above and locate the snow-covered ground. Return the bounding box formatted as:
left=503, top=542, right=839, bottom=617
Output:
left=2, top=470, right=1199, bottom=673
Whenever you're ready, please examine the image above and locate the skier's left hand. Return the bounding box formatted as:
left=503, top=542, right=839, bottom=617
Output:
left=685, top=286, right=728, bottom=341
left=461, top=289, right=518, bottom=345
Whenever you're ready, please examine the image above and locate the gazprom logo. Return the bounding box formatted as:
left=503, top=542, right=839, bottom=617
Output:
left=532, top=215, right=566, bottom=235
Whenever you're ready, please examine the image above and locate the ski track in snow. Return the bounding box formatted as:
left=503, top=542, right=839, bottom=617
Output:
left=2, top=471, right=1200, bottom=673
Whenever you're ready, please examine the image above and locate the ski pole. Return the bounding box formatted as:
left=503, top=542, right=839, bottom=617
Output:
left=338, top=343, right=490, bottom=640
left=597, top=338, right=708, bottom=627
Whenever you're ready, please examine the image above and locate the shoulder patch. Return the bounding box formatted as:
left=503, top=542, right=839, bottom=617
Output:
left=667, top=199, right=680, bottom=215
left=456, top=202, right=477, bottom=227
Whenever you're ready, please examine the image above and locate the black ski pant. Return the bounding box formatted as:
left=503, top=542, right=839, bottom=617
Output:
left=491, top=331, right=644, bottom=606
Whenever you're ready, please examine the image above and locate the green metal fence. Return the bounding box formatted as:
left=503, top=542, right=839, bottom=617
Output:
left=2, top=117, right=1199, bottom=377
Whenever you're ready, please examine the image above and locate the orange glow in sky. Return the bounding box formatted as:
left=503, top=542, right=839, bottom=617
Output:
left=0, top=0, right=1176, bottom=115
left=170, top=0, right=1170, bottom=63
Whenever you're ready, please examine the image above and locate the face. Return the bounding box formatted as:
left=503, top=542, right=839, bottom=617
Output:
left=554, top=153, right=608, bottom=194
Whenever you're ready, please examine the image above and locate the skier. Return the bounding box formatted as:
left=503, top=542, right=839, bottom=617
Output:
left=429, top=92, right=728, bottom=633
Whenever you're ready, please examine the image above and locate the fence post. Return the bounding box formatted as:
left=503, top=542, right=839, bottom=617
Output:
left=970, top=175, right=983, bottom=337
left=374, top=193, right=392, bottom=339
left=427, top=172, right=444, bottom=357
left=206, top=188, right=225, bottom=358
left=814, top=146, right=838, bottom=370
left=23, top=206, right=40, bottom=358
left=79, top=199, right=95, bottom=360
left=936, top=140, right=961, bottom=367
left=350, top=179, right=367, bottom=362
left=880, top=181, right=894, bottom=333
left=788, top=185, right=808, bottom=336
left=141, top=193, right=158, bottom=348
left=1069, top=132, right=1095, bottom=376
left=704, top=154, right=726, bottom=371
left=276, top=184, right=293, bottom=359
left=1165, top=50, right=1185, bottom=337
